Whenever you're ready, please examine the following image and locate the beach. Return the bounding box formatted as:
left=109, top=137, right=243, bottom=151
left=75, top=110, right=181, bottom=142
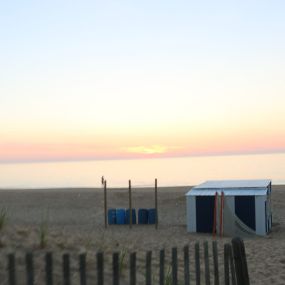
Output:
left=0, top=185, right=284, bottom=284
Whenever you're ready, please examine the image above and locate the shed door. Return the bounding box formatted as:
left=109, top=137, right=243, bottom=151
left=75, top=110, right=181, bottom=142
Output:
left=235, top=196, right=256, bottom=231
left=196, top=196, right=215, bottom=233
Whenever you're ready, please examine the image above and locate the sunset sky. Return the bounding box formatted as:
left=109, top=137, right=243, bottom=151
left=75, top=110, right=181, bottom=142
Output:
left=1, top=0, right=285, bottom=162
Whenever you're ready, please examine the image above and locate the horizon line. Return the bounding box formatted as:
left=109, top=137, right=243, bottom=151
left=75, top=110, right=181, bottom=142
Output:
left=0, top=149, right=285, bottom=164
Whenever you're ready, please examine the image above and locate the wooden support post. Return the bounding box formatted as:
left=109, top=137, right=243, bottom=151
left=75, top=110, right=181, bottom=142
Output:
left=203, top=241, right=210, bottom=285
left=224, top=244, right=230, bottom=285
left=184, top=246, right=190, bottom=285
left=129, top=180, right=132, bottom=229
left=104, top=180, right=107, bottom=228
left=26, top=252, right=34, bottom=285
left=130, top=252, right=136, bottom=285
left=212, top=240, right=220, bottom=285
left=229, top=246, right=237, bottom=285
left=8, top=253, right=16, bottom=285
left=213, top=192, right=218, bottom=238
left=79, top=253, right=87, bottom=285
left=63, top=253, right=70, bottom=285
left=113, top=252, right=119, bottom=285
left=155, top=178, right=158, bottom=230
left=172, top=247, right=178, bottom=285
left=159, top=249, right=165, bottom=285
left=195, top=242, right=201, bottom=285
left=220, top=191, right=224, bottom=238
left=97, top=252, right=104, bottom=285
left=232, top=237, right=250, bottom=285
left=45, top=252, right=53, bottom=285
left=146, top=251, right=152, bottom=285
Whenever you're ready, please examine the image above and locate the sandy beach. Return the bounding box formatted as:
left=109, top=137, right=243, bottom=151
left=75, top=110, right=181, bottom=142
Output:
left=0, top=185, right=284, bottom=284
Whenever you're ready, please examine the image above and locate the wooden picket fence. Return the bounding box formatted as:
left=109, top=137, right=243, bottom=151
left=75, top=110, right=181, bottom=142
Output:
left=4, top=237, right=249, bottom=285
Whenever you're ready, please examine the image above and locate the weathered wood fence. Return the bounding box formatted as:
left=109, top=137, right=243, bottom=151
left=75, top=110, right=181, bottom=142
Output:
left=5, top=237, right=249, bottom=285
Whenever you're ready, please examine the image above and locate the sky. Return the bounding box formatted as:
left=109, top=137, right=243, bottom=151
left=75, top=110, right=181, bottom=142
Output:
left=0, top=0, right=285, bottom=162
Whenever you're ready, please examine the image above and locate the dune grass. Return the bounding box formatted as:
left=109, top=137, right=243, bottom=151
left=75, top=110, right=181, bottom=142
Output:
left=0, top=207, right=8, bottom=230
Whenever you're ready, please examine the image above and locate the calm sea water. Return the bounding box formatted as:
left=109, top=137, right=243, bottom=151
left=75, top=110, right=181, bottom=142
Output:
left=0, top=153, right=284, bottom=189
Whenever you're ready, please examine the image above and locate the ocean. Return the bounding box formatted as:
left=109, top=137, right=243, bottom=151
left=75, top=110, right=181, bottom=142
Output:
left=0, top=153, right=284, bottom=189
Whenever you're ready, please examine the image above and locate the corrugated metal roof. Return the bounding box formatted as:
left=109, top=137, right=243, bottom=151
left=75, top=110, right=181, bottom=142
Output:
left=185, top=179, right=271, bottom=196
left=194, top=179, right=271, bottom=189
left=187, top=188, right=268, bottom=196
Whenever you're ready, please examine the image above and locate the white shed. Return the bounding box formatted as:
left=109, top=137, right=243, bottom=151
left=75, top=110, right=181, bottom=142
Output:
left=186, top=179, right=272, bottom=237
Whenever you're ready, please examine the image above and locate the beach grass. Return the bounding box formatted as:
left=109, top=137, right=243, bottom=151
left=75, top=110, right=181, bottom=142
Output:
left=0, top=207, right=8, bottom=230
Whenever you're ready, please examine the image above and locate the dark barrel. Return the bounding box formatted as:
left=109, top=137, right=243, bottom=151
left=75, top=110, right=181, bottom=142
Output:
left=116, top=208, right=126, bottom=224
left=126, top=208, right=136, bottom=224
left=138, top=209, right=148, bottom=224
left=108, top=208, right=116, bottom=224
left=148, top=208, right=157, bottom=224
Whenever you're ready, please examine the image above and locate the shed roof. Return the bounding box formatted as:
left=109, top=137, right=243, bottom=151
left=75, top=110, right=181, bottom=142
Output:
left=186, top=179, right=271, bottom=196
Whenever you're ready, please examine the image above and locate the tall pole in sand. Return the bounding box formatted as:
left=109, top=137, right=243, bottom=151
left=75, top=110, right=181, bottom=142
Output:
left=155, top=178, right=158, bottom=230
left=129, top=180, right=132, bottom=229
left=104, top=180, right=107, bottom=229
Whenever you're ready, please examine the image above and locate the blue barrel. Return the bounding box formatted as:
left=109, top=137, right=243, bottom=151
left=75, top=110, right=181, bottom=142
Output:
left=148, top=208, right=157, bottom=224
left=126, top=209, right=136, bottom=224
left=116, top=208, right=126, bottom=225
left=108, top=208, right=116, bottom=225
left=138, top=209, right=148, bottom=224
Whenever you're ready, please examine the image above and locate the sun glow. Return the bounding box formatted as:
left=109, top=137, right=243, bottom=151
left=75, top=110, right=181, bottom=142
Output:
left=124, top=145, right=171, bottom=155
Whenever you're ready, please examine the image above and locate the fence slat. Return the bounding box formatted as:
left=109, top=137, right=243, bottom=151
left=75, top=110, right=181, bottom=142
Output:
left=130, top=252, right=136, bottom=285
left=224, top=244, right=230, bottom=285
left=183, top=246, right=190, bottom=285
left=204, top=242, right=210, bottom=285
left=172, top=248, right=178, bottom=285
left=146, top=251, right=152, bottom=285
left=63, top=253, right=71, bottom=285
left=79, top=253, right=86, bottom=285
left=113, top=252, right=119, bottom=285
left=229, top=246, right=237, bottom=285
left=97, top=252, right=104, bottom=285
left=212, top=241, right=220, bottom=285
left=232, top=238, right=250, bottom=285
left=195, top=242, right=200, bottom=285
left=45, top=252, right=53, bottom=285
left=8, top=253, right=16, bottom=285
left=26, top=252, right=34, bottom=285
left=159, top=250, right=165, bottom=285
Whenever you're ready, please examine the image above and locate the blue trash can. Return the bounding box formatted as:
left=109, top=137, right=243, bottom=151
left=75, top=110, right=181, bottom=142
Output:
left=116, top=208, right=126, bottom=224
left=126, top=208, right=136, bottom=224
left=138, top=209, right=148, bottom=224
left=148, top=208, right=157, bottom=224
left=108, top=208, right=116, bottom=225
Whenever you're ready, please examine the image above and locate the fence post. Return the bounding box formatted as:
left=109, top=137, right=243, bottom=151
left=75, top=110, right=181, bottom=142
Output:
left=45, top=252, right=53, bottom=285
left=224, top=244, right=230, bottom=285
left=104, top=180, right=107, bottom=228
left=195, top=242, right=200, bottom=285
left=229, top=245, right=237, bottom=285
left=113, top=252, right=119, bottom=285
left=155, top=178, right=158, bottom=229
left=172, top=248, right=178, bottom=285
left=212, top=241, right=220, bottom=285
left=146, top=251, right=152, bottom=285
left=130, top=252, right=136, bottom=285
left=183, top=245, right=190, bottom=285
left=129, top=180, right=132, bottom=229
left=232, top=238, right=250, bottom=285
left=8, top=253, right=16, bottom=285
left=79, top=253, right=86, bottom=285
left=203, top=241, right=210, bottom=285
left=159, top=250, right=165, bottom=285
left=97, top=252, right=104, bottom=285
left=63, top=253, right=71, bottom=285
left=26, top=252, right=34, bottom=285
